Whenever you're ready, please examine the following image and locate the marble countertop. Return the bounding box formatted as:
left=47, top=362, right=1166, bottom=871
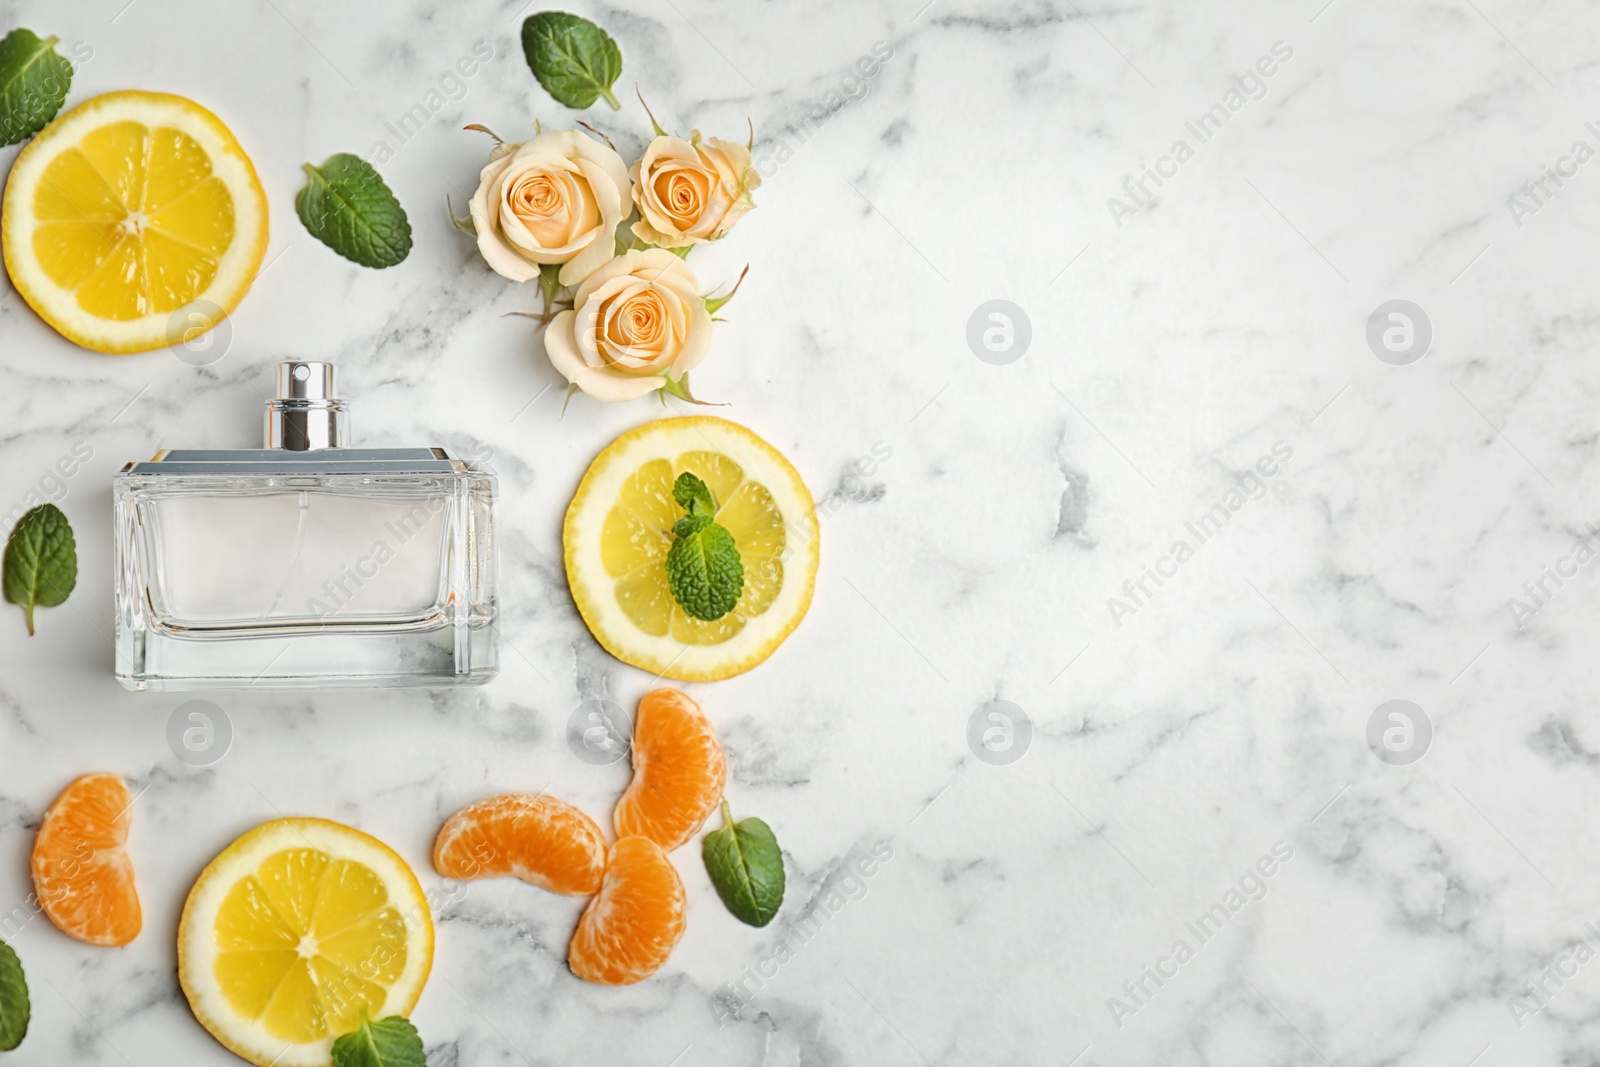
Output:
left=2, top=0, right=1599, bottom=1063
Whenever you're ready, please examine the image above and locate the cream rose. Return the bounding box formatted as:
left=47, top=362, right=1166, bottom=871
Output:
left=543, top=248, right=713, bottom=402
left=629, top=132, right=760, bottom=248
left=468, top=130, right=632, bottom=287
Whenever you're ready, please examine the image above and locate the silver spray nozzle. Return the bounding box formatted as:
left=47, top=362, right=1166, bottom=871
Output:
left=265, top=361, right=350, bottom=450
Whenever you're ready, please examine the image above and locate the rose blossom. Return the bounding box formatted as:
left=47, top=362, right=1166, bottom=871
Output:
left=629, top=132, right=759, bottom=249
left=468, top=130, right=632, bottom=287
left=543, top=248, right=713, bottom=402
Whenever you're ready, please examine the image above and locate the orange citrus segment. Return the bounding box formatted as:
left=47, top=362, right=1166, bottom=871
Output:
left=31, top=772, right=141, bottom=947
left=568, top=836, right=686, bottom=986
left=1, top=90, right=268, bottom=353
left=433, top=793, right=607, bottom=896
left=613, top=689, right=726, bottom=852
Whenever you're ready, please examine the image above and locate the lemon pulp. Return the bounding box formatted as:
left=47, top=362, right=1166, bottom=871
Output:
left=213, top=848, right=408, bottom=1042
left=35, top=120, right=235, bottom=319
left=601, top=450, right=788, bottom=644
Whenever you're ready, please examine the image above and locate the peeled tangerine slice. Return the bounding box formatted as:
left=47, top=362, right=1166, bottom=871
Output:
left=432, top=793, right=607, bottom=896
left=613, top=688, right=727, bottom=852
left=32, top=772, right=141, bottom=947
left=568, top=836, right=687, bottom=986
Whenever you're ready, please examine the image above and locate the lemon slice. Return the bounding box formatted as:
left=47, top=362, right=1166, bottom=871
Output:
left=178, top=818, right=433, bottom=1067
left=565, top=416, right=820, bottom=681
left=1, top=90, right=268, bottom=354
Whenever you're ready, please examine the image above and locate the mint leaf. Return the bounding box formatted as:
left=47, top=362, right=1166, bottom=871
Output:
left=668, top=520, right=743, bottom=621
left=0, top=939, right=29, bottom=1050
left=3, top=504, right=76, bottom=636
left=703, top=801, right=784, bottom=928
left=672, top=471, right=716, bottom=519
left=0, top=29, right=72, bottom=147
left=296, top=154, right=412, bottom=269
left=665, top=474, right=743, bottom=621
left=520, top=12, right=622, bottom=110
left=330, top=1012, right=424, bottom=1067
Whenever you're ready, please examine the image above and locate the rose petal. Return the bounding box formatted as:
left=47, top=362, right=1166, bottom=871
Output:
left=670, top=299, right=714, bottom=376
left=545, top=310, right=666, bottom=402
left=557, top=235, right=615, bottom=287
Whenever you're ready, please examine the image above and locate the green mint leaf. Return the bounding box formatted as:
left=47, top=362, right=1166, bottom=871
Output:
left=671, top=513, right=712, bottom=540
left=0, top=940, right=28, bottom=1050
left=330, top=1011, right=424, bottom=1067
left=3, top=504, right=76, bottom=636
left=672, top=471, right=716, bottom=519
left=520, top=11, right=622, bottom=110
left=0, top=29, right=72, bottom=147
left=667, top=519, right=743, bottom=621
left=666, top=472, right=743, bottom=619
left=703, top=801, right=784, bottom=928
left=296, top=154, right=413, bottom=269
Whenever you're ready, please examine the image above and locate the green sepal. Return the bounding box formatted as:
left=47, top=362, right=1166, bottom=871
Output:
left=637, top=89, right=669, bottom=137
left=560, top=381, right=582, bottom=415
left=659, top=373, right=726, bottom=407
left=447, top=194, right=475, bottom=235
left=538, top=263, right=564, bottom=324
left=703, top=265, right=749, bottom=316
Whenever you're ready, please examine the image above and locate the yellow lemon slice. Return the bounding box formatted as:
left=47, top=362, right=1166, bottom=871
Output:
left=565, top=416, right=820, bottom=681
left=178, top=818, right=433, bottom=1067
left=1, top=90, right=268, bottom=354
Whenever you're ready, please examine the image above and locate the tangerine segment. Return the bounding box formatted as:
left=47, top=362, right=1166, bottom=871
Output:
left=433, top=793, right=607, bottom=896
left=568, top=836, right=686, bottom=986
left=31, top=772, right=141, bottom=947
left=613, top=689, right=727, bottom=853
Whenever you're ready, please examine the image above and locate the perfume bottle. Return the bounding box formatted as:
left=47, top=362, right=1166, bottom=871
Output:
left=114, top=362, right=496, bottom=691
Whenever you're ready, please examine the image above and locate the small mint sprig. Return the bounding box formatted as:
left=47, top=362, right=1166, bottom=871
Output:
left=296, top=154, right=413, bottom=269
left=520, top=11, right=622, bottom=111
left=0, top=939, right=29, bottom=1051
left=330, top=1011, right=424, bottom=1067
left=3, top=503, right=76, bottom=635
left=703, top=799, right=784, bottom=927
left=666, top=472, right=744, bottom=621
left=0, top=29, right=73, bottom=147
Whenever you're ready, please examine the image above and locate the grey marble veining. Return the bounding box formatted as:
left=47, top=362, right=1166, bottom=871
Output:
left=1, top=0, right=1599, bottom=1063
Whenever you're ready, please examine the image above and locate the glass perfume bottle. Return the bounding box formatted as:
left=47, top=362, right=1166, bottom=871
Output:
left=114, top=362, right=496, bottom=691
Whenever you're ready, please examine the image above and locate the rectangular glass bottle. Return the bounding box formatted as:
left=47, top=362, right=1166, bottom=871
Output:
left=113, top=363, right=497, bottom=690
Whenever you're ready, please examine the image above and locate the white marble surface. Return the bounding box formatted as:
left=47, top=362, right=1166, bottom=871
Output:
left=1, top=0, right=1599, bottom=1063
